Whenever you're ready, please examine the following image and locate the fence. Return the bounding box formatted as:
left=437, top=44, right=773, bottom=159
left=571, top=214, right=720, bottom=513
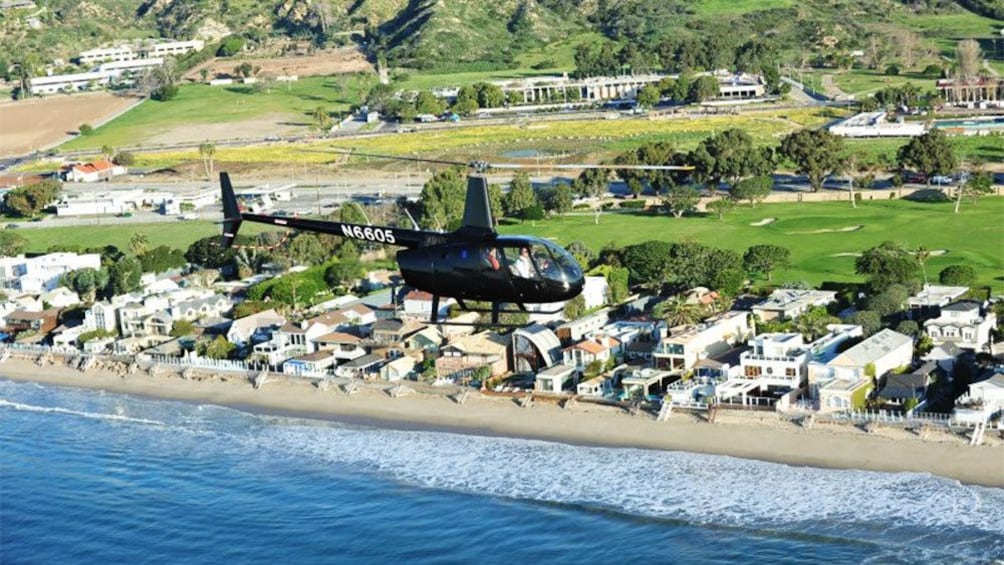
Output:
left=820, top=409, right=955, bottom=428
left=140, top=353, right=256, bottom=374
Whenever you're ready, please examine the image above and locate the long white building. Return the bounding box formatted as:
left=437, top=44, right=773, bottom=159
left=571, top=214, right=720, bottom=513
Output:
left=0, top=253, right=102, bottom=295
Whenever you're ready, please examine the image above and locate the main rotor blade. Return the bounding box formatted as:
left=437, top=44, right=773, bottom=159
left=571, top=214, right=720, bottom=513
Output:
left=488, top=163, right=695, bottom=171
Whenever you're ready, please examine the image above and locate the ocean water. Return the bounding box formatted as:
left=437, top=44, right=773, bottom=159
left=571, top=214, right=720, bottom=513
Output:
left=2, top=378, right=1002, bottom=565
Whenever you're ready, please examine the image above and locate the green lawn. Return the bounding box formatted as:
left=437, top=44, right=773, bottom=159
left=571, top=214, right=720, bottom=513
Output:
left=893, top=11, right=1004, bottom=57
left=498, top=197, right=1004, bottom=293
left=18, top=221, right=270, bottom=253
left=690, top=0, right=794, bottom=15
left=832, top=69, right=937, bottom=97
left=60, top=74, right=376, bottom=151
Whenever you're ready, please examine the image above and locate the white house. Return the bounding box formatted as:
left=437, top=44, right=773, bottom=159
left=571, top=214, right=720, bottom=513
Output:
left=562, top=334, right=620, bottom=373
left=401, top=290, right=454, bottom=321
left=282, top=350, right=337, bottom=377
left=226, top=309, right=286, bottom=347
left=0, top=253, right=101, bottom=295
left=380, top=356, right=417, bottom=381
left=752, top=289, right=837, bottom=322
left=961, top=373, right=1004, bottom=412
left=652, top=310, right=751, bottom=372
left=808, top=328, right=913, bottom=397
left=576, top=374, right=615, bottom=398
left=923, top=300, right=996, bottom=352
left=738, top=332, right=809, bottom=390
left=40, top=287, right=80, bottom=309
left=64, top=160, right=126, bottom=183
left=313, top=331, right=367, bottom=362
left=536, top=364, right=577, bottom=394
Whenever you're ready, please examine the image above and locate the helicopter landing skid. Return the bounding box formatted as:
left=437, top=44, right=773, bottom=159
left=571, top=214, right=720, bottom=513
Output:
left=429, top=297, right=561, bottom=325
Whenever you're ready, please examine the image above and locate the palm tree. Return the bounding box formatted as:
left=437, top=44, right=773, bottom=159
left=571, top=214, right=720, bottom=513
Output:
left=13, top=54, right=38, bottom=99
left=198, top=142, right=216, bottom=181
left=128, top=232, right=150, bottom=256
left=915, top=245, right=931, bottom=286
left=654, top=296, right=704, bottom=327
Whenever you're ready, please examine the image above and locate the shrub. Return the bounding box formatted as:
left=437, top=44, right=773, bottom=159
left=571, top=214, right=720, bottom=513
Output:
left=620, top=200, right=647, bottom=209
left=79, top=124, right=94, bottom=136
left=151, top=84, right=178, bottom=101
left=884, top=64, right=900, bottom=76
left=113, top=151, right=135, bottom=166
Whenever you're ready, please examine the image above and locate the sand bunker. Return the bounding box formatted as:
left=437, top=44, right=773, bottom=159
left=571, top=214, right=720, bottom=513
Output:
left=830, top=252, right=862, bottom=257
left=926, top=249, right=948, bottom=256
left=790, top=225, right=863, bottom=235
left=749, top=218, right=777, bottom=226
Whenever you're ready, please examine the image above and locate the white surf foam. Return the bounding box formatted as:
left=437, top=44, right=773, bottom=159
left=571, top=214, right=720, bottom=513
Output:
left=0, top=398, right=167, bottom=427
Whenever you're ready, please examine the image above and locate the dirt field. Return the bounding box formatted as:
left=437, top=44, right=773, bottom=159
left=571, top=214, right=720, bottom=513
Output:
left=0, top=93, right=142, bottom=157
left=183, top=47, right=374, bottom=81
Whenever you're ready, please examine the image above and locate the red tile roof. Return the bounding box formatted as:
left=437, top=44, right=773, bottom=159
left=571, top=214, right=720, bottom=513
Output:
left=72, top=160, right=115, bottom=175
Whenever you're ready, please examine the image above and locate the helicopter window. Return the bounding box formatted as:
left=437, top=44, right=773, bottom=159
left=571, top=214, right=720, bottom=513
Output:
left=503, top=246, right=537, bottom=279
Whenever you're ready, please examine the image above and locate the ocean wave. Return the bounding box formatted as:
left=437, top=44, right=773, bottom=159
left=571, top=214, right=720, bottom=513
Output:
left=254, top=425, right=1004, bottom=561
left=0, top=398, right=167, bottom=427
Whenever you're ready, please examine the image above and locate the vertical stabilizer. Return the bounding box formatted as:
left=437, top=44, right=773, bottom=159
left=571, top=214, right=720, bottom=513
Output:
left=220, top=172, right=243, bottom=248
left=460, top=175, right=494, bottom=232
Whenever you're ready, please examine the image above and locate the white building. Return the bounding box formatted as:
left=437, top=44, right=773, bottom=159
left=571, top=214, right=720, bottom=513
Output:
left=29, top=70, right=113, bottom=95
left=923, top=300, right=996, bottom=352
left=96, top=57, right=164, bottom=75
left=652, top=310, right=751, bottom=372
left=829, top=112, right=927, bottom=138
left=752, top=289, right=837, bottom=322
left=739, top=332, right=810, bottom=390
left=0, top=253, right=101, bottom=295
left=56, top=189, right=168, bottom=216
left=227, top=309, right=286, bottom=347
left=808, top=328, right=913, bottom=396
left=77, top=45, right=137, bottom=64
left=908, top=284, right=970, bottom=314
left=146, top=39, right=205, bottom=58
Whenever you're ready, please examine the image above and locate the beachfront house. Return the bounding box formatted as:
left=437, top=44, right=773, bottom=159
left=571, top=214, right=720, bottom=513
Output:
left=877, top=362, right=939, bottom=408
left=923, top=300, right=996, bottom=352
left=404, top=326, right=443, bottom=356
left=335, top=353, right=385, bottom=379
left=555, top=309, right=610, bottom=345
left=306, top=303, right=376, bottom=337
left=380, top=356, right=417, bottom=381
left=752, top=289, right=837, bottom=322
left=371, top=318, right=426, bottom=345
left=619, top=367, right=677, bottom=399
left=807, top=328, right=912, bottom=409
left=436, top=333, right=508, bottom=382
left=908, top=284, right=969, bottom=320
left=226, top=309, right=286, bottom=347
left=817, top=378, right=873, bottom=412
left=312, top=331, right=367, bottom=363
left=922, top=342, right=961, bottom=374
left=535, top=364, right=577, bottom=394
left=562, top=334, right=620, bottom=374
left=282, top=350, right=338, bottom=377
left=3, top=308, right=59, bottom=342
left=39, top=287, right=81, bottom=309
left=652, top=310, right=751, bottom=372
left=0, top=253, right=101, bottom=295
left=577, top=374, right=615, bottom=398
left=401, top=290, right=453, bottom=321
left=738, top=333, right=810, bottom=391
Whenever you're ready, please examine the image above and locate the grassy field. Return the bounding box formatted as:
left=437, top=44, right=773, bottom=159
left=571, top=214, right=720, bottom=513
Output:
left=832, top=69, right=937, bottom=98
left=60, top=74, right=376, bottom=151
left=690, top=0, right=794, bottom=15
left=893, top=11, right=1004, bottom=57
left=498, top=197, right=1004, bottom=293
left=17, top=221, right=270, bottom=253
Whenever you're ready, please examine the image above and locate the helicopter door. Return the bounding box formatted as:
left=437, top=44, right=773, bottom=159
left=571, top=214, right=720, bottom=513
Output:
left=502, top=245, right=544, bottom=300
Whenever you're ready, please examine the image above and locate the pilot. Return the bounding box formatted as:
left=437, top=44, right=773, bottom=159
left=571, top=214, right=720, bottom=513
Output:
left=513, top=247, right=534, bottom=278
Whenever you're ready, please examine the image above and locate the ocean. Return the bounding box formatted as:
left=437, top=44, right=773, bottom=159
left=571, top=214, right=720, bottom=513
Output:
left=2, top=378, right=1002, bottom=564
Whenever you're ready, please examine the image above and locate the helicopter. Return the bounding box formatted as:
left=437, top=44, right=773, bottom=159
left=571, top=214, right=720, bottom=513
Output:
left=220, top=152, right=691, bottom=325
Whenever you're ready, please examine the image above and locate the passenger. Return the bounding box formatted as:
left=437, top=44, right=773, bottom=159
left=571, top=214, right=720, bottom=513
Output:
left=485, top=247, right=501, bottom=271
left=513, top=247, right=534, bottom=278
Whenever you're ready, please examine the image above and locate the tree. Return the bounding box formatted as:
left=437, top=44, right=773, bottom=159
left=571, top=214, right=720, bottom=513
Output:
left=955, top=172, right=994, bottom=213
left=743, top=244, right=790, bottom=282
left=415, top=91, right=446, bottom=115
left=706, top=198, right=734, bottom=220
left=730, top=175, right=772, bottom=207
left=552, top=182, right=574, bottom=217
left=606, top=266, right=630, bottom=303
left=186, top=236, right=234, bottom=269
left=690, top=129, right=771, bottom=189
left=779, top=129, right=844, bottom=192
left=573, top=168, right=609, bottom=198
left=0, top=230, right=27, bottom=256
left=939, top=264, right=977, bottom=287
left=474, top=82, right=505, bottom=108
left=453, top=85, right=480, bottom=115
left=217, top=36, right=245, bottom=57
left=79, top=124, right=95, bottom=136
left=311, top=106, right=332, bottom=133
left=62, top=267, right=109, bottom=303
left=662, top=185, right=699, bottom=218
left=419, top=168, right=466, bottom=230
left=113, top=151, right=135, bottom=166
left=654, top=296, right=704, bottom=327
left=866, top=284, right=910, bottom=318
left=795, top=306, right=839, bottom=341
left=138, top=246, right=187, bottom=274
left=325, top=262, right=363, bottom=290
left=198, top=142, right=216, bottom=181
left=895, top=319, right=919, bottom=337
left=563, top=294, right=587, bottom=320
left=3, top=180, right=61, bottom=218
left=847, top=310, right=882, bottom=336
left=856, top=241, right=921, bottom=293
left=955, top=39, right=981, bottom=80
left=11, top=53, right=38, bottom=99
left=487, top=183, right=504, bottom=225
left=107, top=257, right=142, bottom=296
left=504, top=171, right=538, bottom=220
left=636, top=84, right=660, bottom=108
left=199, top=335, right=235, bottom=360
left=621, top=241, right=673, bottom=287
left=129, top=232, right=150, bottom=256
left=897, top=130, right=957, bottom=187
left=688, top=75, right=720, bottom=103
left=170, top=320, right=196, bottom=337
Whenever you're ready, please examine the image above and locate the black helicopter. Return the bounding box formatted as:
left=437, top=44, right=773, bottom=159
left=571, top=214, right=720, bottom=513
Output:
left=220, top=153, right=690, bottom=324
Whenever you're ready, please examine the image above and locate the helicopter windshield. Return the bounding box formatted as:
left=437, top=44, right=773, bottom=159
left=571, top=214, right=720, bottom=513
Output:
left=502, top=241, right=581, bottom=284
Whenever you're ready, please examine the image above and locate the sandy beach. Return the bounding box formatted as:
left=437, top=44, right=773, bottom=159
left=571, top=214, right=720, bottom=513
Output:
left=2, top=356, right=1002, bottom=488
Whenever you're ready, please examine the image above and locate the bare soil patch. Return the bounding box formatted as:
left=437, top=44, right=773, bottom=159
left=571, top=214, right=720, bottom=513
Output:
left=0, top=93, right=142, bottom=156
left=145, top=113, right=303, bottom=145
left=183, top=47, right=374, bottom=81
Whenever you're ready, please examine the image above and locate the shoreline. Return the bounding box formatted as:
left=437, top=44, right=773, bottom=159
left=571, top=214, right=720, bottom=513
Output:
left=2, top=358, right=1002, bottom=488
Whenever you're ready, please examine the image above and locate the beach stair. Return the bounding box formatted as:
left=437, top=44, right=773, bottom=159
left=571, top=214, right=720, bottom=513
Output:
left=317, top=377, right=332, bottom=391
left=971, top=421, right=987, bottom=446
left=127, top=362, right=139, bottom=375
left=343, top=380, right=360, bottom=395
left=657, top=400, right=673, bottom=422
left=389, top=384, right=414, bottom=398
left=563, top=396, right=577, bottom=411
left=182, top=367, right=196, bottom=381
left=453, top=389, right=469, bottom=405
left=252, top=371, right=271, bottom=390
left=519, top=392, right=534, bottom=408
left=79, top=356, right=95, bottom=372
left=0, top=350, right=9, bottom=364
